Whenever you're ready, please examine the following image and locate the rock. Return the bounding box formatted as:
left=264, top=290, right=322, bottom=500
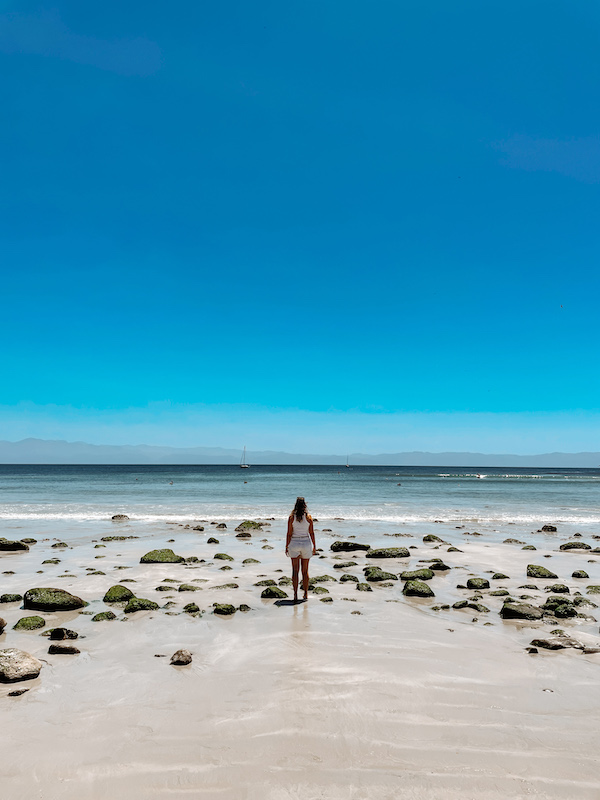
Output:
left=527, top=565, right=558, bottom=579
left=92, top=611, right=117, bottom=621
left=311, top=574, right=337, bottom=583
left=48, top=644, right=80, bottom=654
left=363, top=566, right=397, bottom=582
left=261, top=586, right=288, bottom=599
left=236, top=532, right=252, bottom=538
left=112, top=514, right=129, bottom=521
left=0, top=593, right=23, bottom=603
left=402, top=580, right=435, bottom=598
left=572, top=570, right=589, bottom=579
left=333, top=561, right=358, bottom=569
left=103, top=585, right=135, bottom=603
left=541, top=596, right=578, bottom=617
left=490, top=589, right=510, bottom=596
left=0, top=617, right=5, bottom=634
left=330, top=541, right=371, bottom=552
left=213, top=603, right=236, bottom=615
left=340, top=574, right=359, bottom=582
left=242, top=558, right=260, bottom=565
left=183, top=603, right=200, bottom=614
left=500, top=602, right=543, bottom=620
left=453, top=600, right=468, bottom=609
left=178, top=584, right=201, bottom=592
left=170, top=649, right=192, bottom=665
left=42, top=559, right=61, bottom=565
left=447, top=547, right=462, bottom=552
left=503, top=538, right=525, bottom=545
left=214, top=553, right=234, bottom=561
left=51, top=542, right=68, bottom=548
left=155, top=586, right=175, bottom=592
left=0, top=539, right=29, bottom=551
left=519, top=584, right=539, bottom=590
left=545, top=583, right=569, bottom=594
left=238, top=604, right=251, bottom=612
left=400, top=568, right=434, bottom=581
left=235, top=520, right=263, bottom=531
left=278, top=576, right=293, bottom=586
left=207, top=537, right=219, bottom=544
left=423, top=534, right=444, bottom=543
left=20, top=538, right=37, bottom=544
left=320, top=596, right=333, bottom=603
left=253, top=579, right=276, bottom=588
left=101, top=535, right=139, bottom=542
left=262, top=545, right=274, bottom=550
left=466, top=578, right=490, bottom=590
left=23, top=588, right=85, bottom=612
left=428, top=561, right=451, bottom=571
left=468, top=602, right=490, bottom=613
left=213, top=583, right=239, bottom=590
left=216, top=523, right=227, bottom=529
left=560, top=542, right=591, bottom=550
left=13, top=616, right=45, bottom=631
left=587, top=585, right=600, bottom=594
left=124, top=598, right=159, bottom=613
left=192, top=526, right=204, bottom=531
left=492, top=573, right=510, bottom=580
left=0, top=648, right=43, bottom=682
left=310, top=585, right=329, bottom=594
left=522, top=545, right=536, bottom=550
left=140, top=549, right=185, bottom=564
left=541, top=524, right=557, bottom=532
left=356, top=582, right=373, bottom=592
left=365, top=547, right=409, bottom=559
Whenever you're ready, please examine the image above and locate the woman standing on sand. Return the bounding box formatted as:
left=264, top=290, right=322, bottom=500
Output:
left=285, top=496, right=317, bottom=602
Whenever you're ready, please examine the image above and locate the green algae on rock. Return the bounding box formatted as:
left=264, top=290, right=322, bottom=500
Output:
left=13, top=616, right=45, bottom=631
left=243, top=558, right=260, bottom=564
left=492, top=573, right=510, bottom=580
left=207, top=537, right=219, bottom=544
left=402, top=580, right=434, bottom=598
left=559, top=541, right=591, bottom=550
left=0, top=593, right=23, bottom=603
left=423, top=534, right=444, bottom=543
left=254, top=579, right=276, bottom=587
left=466, top=578, right=490, bottom=590
left=365, top=547, right=409, bottom=559
left=213, top=603, right=236, bottom=615
left=340, top=574, right=359, bottom=582
left=235, top=520, right=263, bottom=531
left=103, top=585, right=135, bottom=603
left=330, top=541, right=371, bottom=552
left=527, top=565, right=558, bottom=579
left=183, top=602, right=200, bottom=614
left=140, top=549, right=185, bottom=564
left=355, top=582, right=373, bottom=592
left=572, top=570, right=589, bottom=579
left=178, top=584, right=202, bottom=592
left=24, top=587, right=85, bottom=611
left=0, top=538, right=29, bottom=551
left=363, top=566, right=398, bottom=582
left=214, top=553, right=234, bottom=561
left=400, top=568, right=434, bottom=581
left=309, top=585, right=329, bottom=595
left=261, top=586, right=288, bottom=599
left=499, top=601, right=543, bottom=620
left=124, top=598, right=159, bottom=613
left=92, top=611, right=117, bottom=622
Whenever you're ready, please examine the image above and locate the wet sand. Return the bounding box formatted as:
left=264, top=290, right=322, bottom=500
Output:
left=1, top=517, right=600, bottom=799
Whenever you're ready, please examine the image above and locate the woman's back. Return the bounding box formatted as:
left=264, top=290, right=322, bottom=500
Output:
left=291, top=514, right=310, bottom=538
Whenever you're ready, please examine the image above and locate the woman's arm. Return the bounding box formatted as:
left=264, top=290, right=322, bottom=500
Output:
left=285, top=515, right=293, bottom=554
left=308, top=516, right=317, bottom=554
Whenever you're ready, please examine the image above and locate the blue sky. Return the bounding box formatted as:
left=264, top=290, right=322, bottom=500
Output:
left=1, top=0, right=599, bottom=453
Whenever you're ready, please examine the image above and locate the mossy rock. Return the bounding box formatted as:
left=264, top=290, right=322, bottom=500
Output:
left=559, top=541, right=591, bottom=550
left=178, top=584, right=201, bottom=592
left=124, top=597, right=159, bottom=613
left=587, top=585, right=600, bottom=594
left=330, top=541, right=370, bottom=552
left=42, top=559, right=61, bottom=565
left=363, top=566, right=397, bottom=582
left=140, top=549, right=185, bottom=564
left=340, top=574, right=359, bottom=582
left=260, top=586, right=288, bottom=599
left=0, top=593, right=23, bottom=603
left=423, top=534, right=444, bottom=543
left=546, top=583, right=569, bottom=594
left=332, top=561, right=358, bottom=570
left=366, top=547, right=409, bottom=559
left=428, top=561, right=451, bottom=571
left=527, top=565, right=558, bottom=579
left=0, top=539, right=29, bottom=551
left=500, top=601, right=543, bottom=620
left=492, top=573, right=510, bottom=580
left=101, top=535, right=139, bottom=542
left=92, top=611, right=117, bottom=622
left=356, top=582, right=373, bottom=592
left=51, top=542, right=68, bottom=549
left=183, top=603, right=200, bottom=614
left=20, top=538, right=37, bottom=545
left=23, top=587, right=85, bottom=611
left=254, top=579, right=276, bottom=587
left=207, top=537, right=219, bottom=544
left=243, top=558, right=260, bottom=565
left=311, top=574, right=337, bottom=583
left=278, top=576, right=293, bottom=586
left=453, top=600, right=468, bottom=609
left=402, top=580, right=434, bottom=598
left=238, top=604, right=251, bottom=612
left=235, top=520, right=263, bottom=531
left=213, top=583, right=239, bottom=589
left=447, top=547, right=462, bottom=553
left=573, top=595, right=597, bottom=608
left=467, top=602, right=490, bottom=613
left=490, top=589, right=510, bottom=596
left=522, top=545, right=536, bottom=550
left=572, top=570, right=589, bottom=579
left=155, top=586, right=174, bottom=592
left=310, top=585, right=329, bottom=595
left=213, top=603, right=236, bottom=615
left=214, top=553, right=234, bottom=561
left=466, top=578, right=490, bottom=590
left=13, top=616, right=45, bottom=631
left=103, top=585, right=135, bottom=603
left=262, top=545, right=274, bottom=550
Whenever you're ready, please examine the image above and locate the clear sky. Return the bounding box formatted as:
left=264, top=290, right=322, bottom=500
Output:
left=1, top=1, right=599, bottom=453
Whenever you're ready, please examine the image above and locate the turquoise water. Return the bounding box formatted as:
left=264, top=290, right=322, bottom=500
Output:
left=0, top=465, right=598, bottom=527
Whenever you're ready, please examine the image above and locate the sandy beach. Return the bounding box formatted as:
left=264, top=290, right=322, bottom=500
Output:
left=1, top=514, right=599, bottom=799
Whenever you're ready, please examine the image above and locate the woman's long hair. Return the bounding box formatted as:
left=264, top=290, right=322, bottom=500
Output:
left=292, top=496, right=307, bottom=522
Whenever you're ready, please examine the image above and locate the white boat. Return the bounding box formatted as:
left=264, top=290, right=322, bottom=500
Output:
left=240, top=446, right=250, bottom=469
left=345, top=455, right=350, bottom=468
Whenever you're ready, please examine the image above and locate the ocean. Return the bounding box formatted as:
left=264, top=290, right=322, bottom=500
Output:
left=0, top=464, right=599, bottom=529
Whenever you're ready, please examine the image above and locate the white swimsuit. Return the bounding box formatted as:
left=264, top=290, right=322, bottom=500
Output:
left=288, top=514, right=313, bottom=559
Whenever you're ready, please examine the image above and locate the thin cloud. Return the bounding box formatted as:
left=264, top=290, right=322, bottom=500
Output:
left=0, top=9, right=162, bottom=76
left=493, top=134, right=600, bottom=184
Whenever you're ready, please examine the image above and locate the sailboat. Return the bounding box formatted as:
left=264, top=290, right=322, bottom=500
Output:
left=240, top=446, right=250, bottom=469
left=345, top=455, right=350, bottom=468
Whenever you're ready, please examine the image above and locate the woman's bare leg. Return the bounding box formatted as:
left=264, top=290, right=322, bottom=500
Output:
left=301, top=558, right=310, bottom=600
left=291, top=556, right=300, bottom=601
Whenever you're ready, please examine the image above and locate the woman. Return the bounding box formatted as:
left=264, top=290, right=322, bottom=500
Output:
left=285, top=496, right=317, bottom=602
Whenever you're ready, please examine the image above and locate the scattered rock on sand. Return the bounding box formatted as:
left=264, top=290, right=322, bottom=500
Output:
left=45, top=628, right=78, bottom=639
left=587, top=585, right=600, bottom=594
left=530, top=634, right=583, bottom=650
left=140, top=549, right=185, bottom=564
left=500, top=601, right=543, bottom=620
left=333, top=561, right=358, bottom=569
left=243, top=558, right=260, bottom=564
left=423, top=534, right=444, bottom=543
left=103, top=585, right=135, bottom=603
left=24, top=588, right=85, bottom=612
left=527, top=565, right=558, bottom=579
left=467, top=578, right=490, bottom=590
left=112, top=514, right=129, bottom=521
left=235, top=520, right=263, bottom=532
left=492, top=572, right=510, bottom=580
left=0, top=648, right=43, bottom=682
left=366, top=547, right=409, bottom=559
left=0, top=538, right=29, bottom=551
left=400, top=568, right=434, bottom=581
left=331, top=541, right=371, bottom=552
left=13, top=616, right=45, bottom=631
left=214, top=553, right=234, bottom=561
left=428, top=561, right=451, bottom=571
left=92, top=611, right=117, bottom=621
left=340, top=574, right=359, bottom=582
left=541, top=524, right=557, bottom=532
left=207, top=537, right=219, bottom=544
left=216, top=523, right=227, bottom=529
left=178, top=584, right=201, bottom=592
left=363, top=566, right=398, bottom=582
left=183, top=603, right=200, bottom=614
left=572, top=570, right=589, bottom=579
left=0, top=593, right=23, bottom=603
left=124, top=598, right=159, bottom=613
left=48, top=643, right=80, bottom=655
left=545, top=583, right=569, bottom=594
left=356, top=582, right=373, bottom=592
left=0, top=617, right=5, bottom=634
left=402, top=580, right=435, bottom=597
left=560, top=542, right=591, bottom=550
left=261, top=586, right=288, bottom=599
left=170, top=649, right=192, bottom=665
left=101, top=535, right=139, bottom=542
left=213, top=603, right=236, bottom=615
left=254, top=579, right=276, bottom=587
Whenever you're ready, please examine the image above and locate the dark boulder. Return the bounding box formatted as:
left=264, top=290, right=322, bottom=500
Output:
left=572, top=570, right=589, bottom=579
left=48, top=643, right=80, bottom=655
left=363, top=566, right=398, bottom=582
left=213, top=603, right=236, bottom=615
left=0, top=593, right=23, bottom=603
left=366, top=548, right=409, bottom=559
left=261, top=586, right=288, bottom=599
left=24, top=588, right=85, bottom=612
left=92, top=611, right=117, bottom=621
left=500, top=602, right=543, bottom=620
left=0, top=538, right=29, bottom=551
left=140, top=549, right=185, bottom=564
left=400, top=568, right=434, bottom=581
left=103, top=585, right=135, bottom=603
left=402, top=580, right=434, bottom=598
left=467, top=578, right=490, bottom=590
left=559, top=542, right=591, bottom=550
left=331, top=541, right=371, bottom=552
left=527, top=565, right=558, bottom=579
left=124, top=598, right=159, bottom=613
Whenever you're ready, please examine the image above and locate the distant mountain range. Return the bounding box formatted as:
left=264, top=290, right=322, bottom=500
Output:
left=0, top=438, right=598, bottom=467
